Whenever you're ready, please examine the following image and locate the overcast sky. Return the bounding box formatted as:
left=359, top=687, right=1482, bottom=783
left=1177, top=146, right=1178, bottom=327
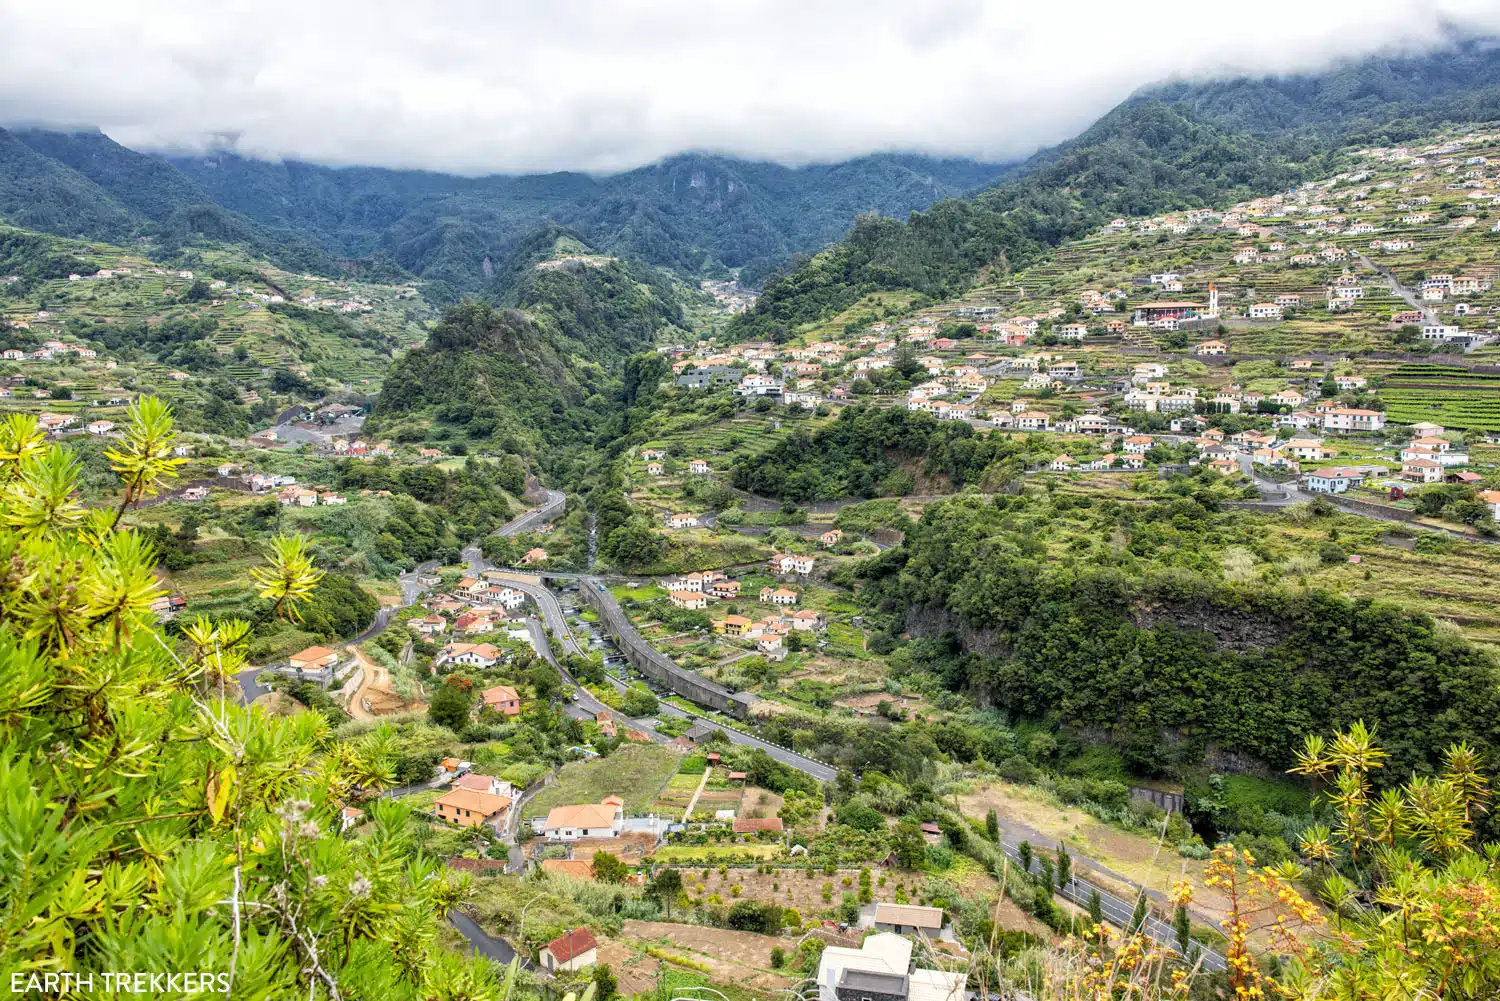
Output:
left=3, top=1, right=1500, bottom=176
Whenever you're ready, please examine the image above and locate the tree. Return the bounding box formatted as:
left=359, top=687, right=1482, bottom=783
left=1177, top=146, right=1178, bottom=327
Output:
left=602, top=520, right=666, bottom=568
left=893, top=343, right=922, bottom=379
left=1173, top=902, right=1191, bottom=954
left=650, top=868, right=683, bottom=917
left=892, top=819, right=926, bottom=869
left=985, top=808, right=999, bottom=842
left=1088, top=889, right=1103, bottom=927
left=0, top=401, right=488, bottom=995
left=429, top=679, right=474, bottom=730
left=728, top=900, right=782, bottom=934
left=1129, top=891, right=1148, bottom=934
left=529, top=664, right=560, bottom=702
left=621, top=688, right=659, bottom=717
left=1056, top=844, right=1072, bottom=888
left=1017, top=840, right=1033, bottom=874
left=592, top=851, right=629, bottom=883
left=592, top=963, right=618, bottom=1001
left=622, top=351, right=669, bottom=406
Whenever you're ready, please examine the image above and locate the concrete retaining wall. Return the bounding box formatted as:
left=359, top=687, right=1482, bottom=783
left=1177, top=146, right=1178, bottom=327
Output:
left=581, top=584, right=759, bottom=718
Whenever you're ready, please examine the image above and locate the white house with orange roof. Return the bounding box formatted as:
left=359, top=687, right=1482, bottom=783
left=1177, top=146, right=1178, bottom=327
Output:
left=670, top=590, right=707, bottom=610
left=536, top=798, right=625, bottom=840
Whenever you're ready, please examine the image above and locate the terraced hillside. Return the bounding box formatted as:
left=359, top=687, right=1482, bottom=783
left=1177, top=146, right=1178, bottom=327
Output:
left=1379, top=364, right=1500, bottom=430
left=0, top=224, right=432, bottom=433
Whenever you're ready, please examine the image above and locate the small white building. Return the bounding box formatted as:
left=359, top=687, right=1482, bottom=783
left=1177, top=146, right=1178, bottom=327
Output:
left=535, top=799, right=625, bottom=841
left=539, top=928, right=599, bottom=973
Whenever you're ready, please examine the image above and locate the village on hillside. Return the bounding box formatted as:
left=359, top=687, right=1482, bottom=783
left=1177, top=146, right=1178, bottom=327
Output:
left=647, top=126, right=1500, bottom=530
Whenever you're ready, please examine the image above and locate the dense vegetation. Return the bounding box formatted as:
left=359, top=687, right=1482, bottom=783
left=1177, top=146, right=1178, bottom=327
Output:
left=1150, top=40, right=1500, bottom=142
left=729, top=100, right=1333, bottom=340
left=0, top=402, right=499, bottom=995
left=367, top=239, right=687, bottom=493
left=852, top=494, right=1500, bottom=781
left=0, top=226, right=91, bottom=285
left=730, top=405, right=1040, bottom=499
left=369, top=300, right=605, bottom=454
left=1, top=127, right=1004, bottom=300
left=0, top=127, right=338, bottom=273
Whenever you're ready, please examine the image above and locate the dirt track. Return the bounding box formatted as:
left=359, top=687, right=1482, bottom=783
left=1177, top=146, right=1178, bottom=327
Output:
left=347, top=647, right=421, bottom=719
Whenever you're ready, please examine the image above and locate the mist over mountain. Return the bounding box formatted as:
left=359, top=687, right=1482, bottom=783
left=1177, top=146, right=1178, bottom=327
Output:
left=0, top=128, right=1008, bottom=301
left=729, top=42, right=1500, bottom=341
left=4, top=42, right=1500, bottom=313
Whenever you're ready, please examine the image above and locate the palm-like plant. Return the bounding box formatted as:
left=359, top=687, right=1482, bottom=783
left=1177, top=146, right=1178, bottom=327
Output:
left=102, top=394, right=187, bottom=526
left=250, top=533, right=327, bottom=621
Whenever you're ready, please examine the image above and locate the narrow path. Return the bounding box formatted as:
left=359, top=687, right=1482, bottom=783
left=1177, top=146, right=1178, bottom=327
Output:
left=346, top=648, right=383, bottom=721
left=681, top=767, right=712, bottom=823
left=1355, top=251, right=1430, bottom=316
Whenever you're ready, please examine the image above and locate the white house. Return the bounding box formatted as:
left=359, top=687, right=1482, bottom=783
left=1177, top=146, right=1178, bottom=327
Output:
left=770, top=553, right=815, bottom=575
left=539, top=928, right=599, bottom=973
left=1304, top=468, right=1368, bottom=494
left=1323, top=408, right=1386, bottom=432
left=1421, top=324, right=1466, bottom=341
left=536, top=798, right=625, bottom=841
left=1014, top=410, right=1051, bottom=431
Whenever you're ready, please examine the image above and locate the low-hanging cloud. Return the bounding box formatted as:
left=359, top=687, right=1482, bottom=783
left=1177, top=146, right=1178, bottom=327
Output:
left=2, top=0, right=1500, bottom=175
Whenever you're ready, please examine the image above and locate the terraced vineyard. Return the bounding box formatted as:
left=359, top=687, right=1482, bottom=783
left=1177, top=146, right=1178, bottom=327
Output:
left=1380, top=364, right=1500, bottom=429
left=1, top=225, right=431, bottom=431
left=649, top=413, right=831, bottom=464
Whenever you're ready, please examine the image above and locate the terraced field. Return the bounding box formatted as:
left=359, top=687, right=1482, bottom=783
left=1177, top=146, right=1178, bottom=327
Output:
left=1380, top=364, right=1500, bottom=429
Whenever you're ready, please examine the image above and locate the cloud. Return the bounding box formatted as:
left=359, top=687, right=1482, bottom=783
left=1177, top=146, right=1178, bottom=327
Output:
left=2, top=0, right=1499, bottom=175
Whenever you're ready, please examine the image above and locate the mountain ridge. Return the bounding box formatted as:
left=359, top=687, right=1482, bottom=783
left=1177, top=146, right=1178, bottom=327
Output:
left=0, top=127, right=1010, bottom=302
left=727, top=44, right=1500, bottom=342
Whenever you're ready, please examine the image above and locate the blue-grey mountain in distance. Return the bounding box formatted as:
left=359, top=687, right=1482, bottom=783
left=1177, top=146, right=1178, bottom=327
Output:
left=3, top=39, right=1500, bottom=302
left=0, top=124, right=1010, bottom=301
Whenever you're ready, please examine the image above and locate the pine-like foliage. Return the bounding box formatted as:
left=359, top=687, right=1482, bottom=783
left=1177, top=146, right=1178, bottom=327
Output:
left=0, top=402, right=497, bottom=997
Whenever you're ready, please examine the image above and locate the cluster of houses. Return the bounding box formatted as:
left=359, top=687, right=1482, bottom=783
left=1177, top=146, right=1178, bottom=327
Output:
left=658, top=556, right=827, bottom=659
left=329, top=438, right=392, bottom=458
left=277, top=485, right=348, bottom=506
left=1294, top=421, right=1490, bottom=497
left=409, top=570, right=539, bottom=639
left=0, top=338, right=99, bottom=363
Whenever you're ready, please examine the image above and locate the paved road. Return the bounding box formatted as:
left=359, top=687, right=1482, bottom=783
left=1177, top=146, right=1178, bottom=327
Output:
left=236, top=669, right=272, bottom=702
left=992, top=828, right=1227, bottom=973
left=473, top=552, right=838, bottom=780
left=495, top=490, right=566, bottom=538
left=1356, top=251, right=1430, bottom=316
left=448, top=910, right=528, bottom=968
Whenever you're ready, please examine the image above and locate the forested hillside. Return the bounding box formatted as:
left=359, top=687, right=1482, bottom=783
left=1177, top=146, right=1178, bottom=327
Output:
left=728, top=45, right=1500, bottom=342
left=1149, top=40, right=1500, bottom=141
left=1, top=128, right=339, bottom=273
left=367, top=241, right=683, bottom=474
left=0, top=126, right=1007, bottom=302
left=855, top=494, right=1500, bottom=780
